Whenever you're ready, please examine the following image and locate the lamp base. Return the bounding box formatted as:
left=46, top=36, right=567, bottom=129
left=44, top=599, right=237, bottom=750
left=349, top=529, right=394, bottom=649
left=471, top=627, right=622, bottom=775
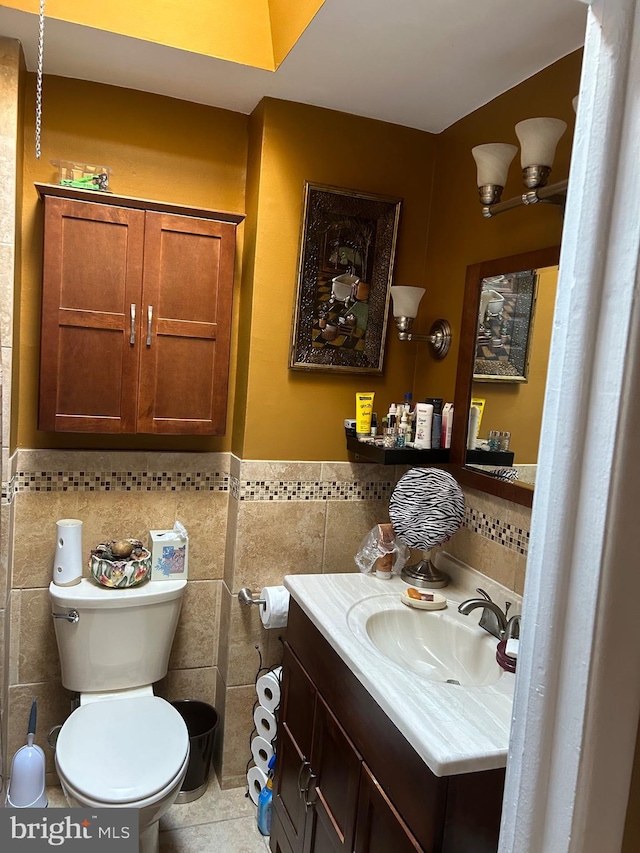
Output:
left=477, top=184, right=504, bottom=206
left=522, top=165, right=551, bottom=189
left=401, top=557, right=450, bottom=589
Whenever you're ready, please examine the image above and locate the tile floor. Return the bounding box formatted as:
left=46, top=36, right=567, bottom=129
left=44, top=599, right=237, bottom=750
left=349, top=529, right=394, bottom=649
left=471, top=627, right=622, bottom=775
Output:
left=46, top=775, right=270, bottom=852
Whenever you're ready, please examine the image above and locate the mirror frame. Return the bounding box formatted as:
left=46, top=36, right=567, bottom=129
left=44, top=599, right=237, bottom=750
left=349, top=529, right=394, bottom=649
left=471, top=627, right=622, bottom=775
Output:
left=450, top=245, right=561, bottom=508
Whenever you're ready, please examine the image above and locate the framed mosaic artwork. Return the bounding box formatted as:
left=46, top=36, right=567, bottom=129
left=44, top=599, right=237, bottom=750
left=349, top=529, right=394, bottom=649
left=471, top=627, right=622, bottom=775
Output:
left=289, top=182, right=402, bottom=373
left=473, top=268, right=539, bottom=382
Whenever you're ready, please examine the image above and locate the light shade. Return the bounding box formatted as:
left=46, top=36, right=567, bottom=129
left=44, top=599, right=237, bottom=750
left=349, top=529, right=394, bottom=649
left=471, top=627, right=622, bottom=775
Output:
left=471, top=143, right=517, bottom=187
left=390, top=286, right=425, bottom=318
left=515, top=118, right=567, bottom=168
left=572, top=95, right=579, bottom=114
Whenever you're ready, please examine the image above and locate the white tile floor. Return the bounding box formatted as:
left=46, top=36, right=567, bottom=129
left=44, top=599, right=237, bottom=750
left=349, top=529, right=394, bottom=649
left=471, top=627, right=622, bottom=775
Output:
left=46, top=776, right=270, bottom=852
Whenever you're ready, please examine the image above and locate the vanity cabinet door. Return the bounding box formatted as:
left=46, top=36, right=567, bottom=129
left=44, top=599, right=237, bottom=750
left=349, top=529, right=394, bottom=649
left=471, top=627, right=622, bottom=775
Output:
left=304, top=694, right=361, bottom=853
left=354, top=764, right=423, bottom=853
left=273, top=644, right=318, bottom=853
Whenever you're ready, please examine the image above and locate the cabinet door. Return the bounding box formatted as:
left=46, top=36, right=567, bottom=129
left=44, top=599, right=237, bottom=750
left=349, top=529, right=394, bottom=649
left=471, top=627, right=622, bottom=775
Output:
left=273, top=644, right=317, bottom=853
left=354, top=764, right=423, bottom=853
left=270, top=807, right=296, bottom=853
left=304, top=695, right=361, bottom=853
left=39, top=197, right=145, bottom=432
left=137, top=212, right=235, bottom=434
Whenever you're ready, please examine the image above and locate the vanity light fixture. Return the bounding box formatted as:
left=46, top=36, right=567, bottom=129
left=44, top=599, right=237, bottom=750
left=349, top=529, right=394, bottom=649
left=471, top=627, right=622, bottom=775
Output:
left=390, top=286, right=451, bottom=359
left=472, top=115, right=569, bottom=218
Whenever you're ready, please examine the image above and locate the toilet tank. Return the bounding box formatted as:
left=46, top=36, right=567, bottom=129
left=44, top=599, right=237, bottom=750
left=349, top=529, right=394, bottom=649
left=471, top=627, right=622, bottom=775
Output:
left=49, top=578, right=186, bottom=693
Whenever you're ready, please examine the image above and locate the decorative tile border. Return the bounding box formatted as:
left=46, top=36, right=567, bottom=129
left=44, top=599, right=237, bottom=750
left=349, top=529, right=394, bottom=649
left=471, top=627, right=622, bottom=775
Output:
left=4, top=470, right=230, bottom=501
left=235, top=478, right=394, bottom=502
left=3, top=471, right=394, bottom=502
left=2, top=452, right=530, bottom=555
left=462, top=505, right=529, bottom=556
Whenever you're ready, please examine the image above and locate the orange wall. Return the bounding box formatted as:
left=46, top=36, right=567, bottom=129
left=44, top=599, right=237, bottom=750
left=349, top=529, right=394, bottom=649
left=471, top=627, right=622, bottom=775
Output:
left=16, top=76, right=437, bottom=457
left=239, top=98, right=437, bottom=460
left=18, top=73, right=248, bottom=451
left=418, top=52, right=583, bottom=415
left=16, top=52, right=583, bottom=462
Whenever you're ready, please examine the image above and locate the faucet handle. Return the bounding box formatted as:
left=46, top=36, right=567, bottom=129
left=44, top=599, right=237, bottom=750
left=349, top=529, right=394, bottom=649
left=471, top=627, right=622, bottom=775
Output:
left=476, top=587, right=492, bottom=601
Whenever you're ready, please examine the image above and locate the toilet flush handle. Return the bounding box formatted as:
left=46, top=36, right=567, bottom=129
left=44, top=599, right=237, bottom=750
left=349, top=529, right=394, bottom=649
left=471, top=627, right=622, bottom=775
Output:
left=52, top=609, right=80, bottom=624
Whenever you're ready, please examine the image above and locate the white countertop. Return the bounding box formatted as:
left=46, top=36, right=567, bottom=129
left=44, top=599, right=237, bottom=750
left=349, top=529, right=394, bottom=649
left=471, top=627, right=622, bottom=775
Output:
left=284, top=552, right=520, bottom=777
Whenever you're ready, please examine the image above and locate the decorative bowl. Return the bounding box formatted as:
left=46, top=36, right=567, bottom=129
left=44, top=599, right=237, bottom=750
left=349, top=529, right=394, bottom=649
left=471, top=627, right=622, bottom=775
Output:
left=89, top=540, right=151, bottom=588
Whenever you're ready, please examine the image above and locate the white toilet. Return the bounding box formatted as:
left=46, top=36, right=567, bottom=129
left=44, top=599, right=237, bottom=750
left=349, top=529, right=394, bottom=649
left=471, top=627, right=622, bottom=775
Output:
left=49, top=577, right=190, bottom=853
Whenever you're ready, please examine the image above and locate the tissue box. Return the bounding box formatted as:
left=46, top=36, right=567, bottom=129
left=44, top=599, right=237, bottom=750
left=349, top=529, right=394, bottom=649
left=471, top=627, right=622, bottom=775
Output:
left=149, top=529, right=188, bottom=581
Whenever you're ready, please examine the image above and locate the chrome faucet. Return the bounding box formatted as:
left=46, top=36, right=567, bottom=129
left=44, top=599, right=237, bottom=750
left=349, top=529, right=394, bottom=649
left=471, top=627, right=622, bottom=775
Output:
left=458, top=588, right=520, bottom=641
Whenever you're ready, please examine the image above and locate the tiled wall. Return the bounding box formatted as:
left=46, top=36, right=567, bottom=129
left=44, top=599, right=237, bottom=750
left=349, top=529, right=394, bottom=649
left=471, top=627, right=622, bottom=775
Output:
left=453, top=486, right=530, bottom=595
left=0, top=36, right=22, bottom=800
left=2, top=450, right=530, bottom=791
left=5, top=450, right=230, bottom=786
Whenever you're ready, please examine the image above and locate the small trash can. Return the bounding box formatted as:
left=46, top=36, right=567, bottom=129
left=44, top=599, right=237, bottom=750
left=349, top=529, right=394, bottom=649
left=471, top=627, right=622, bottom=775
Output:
left=171, top=700, right=219, bottom=803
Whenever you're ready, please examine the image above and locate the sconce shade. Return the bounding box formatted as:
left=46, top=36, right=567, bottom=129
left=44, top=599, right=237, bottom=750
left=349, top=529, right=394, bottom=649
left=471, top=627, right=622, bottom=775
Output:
left=471, top=143, right=517, bottom=188
left=572, top=96, right=579, bottom=113
left=515, top=117, right=567, bottom=168
left=390, top=286, right=425, bottom=318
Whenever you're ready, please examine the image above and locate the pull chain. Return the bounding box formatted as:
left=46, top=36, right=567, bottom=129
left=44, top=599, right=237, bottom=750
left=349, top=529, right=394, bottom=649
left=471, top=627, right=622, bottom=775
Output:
left=35, top=0, right=45, bottom=159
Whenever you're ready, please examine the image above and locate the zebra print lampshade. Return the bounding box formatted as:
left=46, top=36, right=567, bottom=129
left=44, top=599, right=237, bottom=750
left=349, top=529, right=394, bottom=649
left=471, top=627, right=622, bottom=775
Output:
left=389, top=468, right=465, bottom=550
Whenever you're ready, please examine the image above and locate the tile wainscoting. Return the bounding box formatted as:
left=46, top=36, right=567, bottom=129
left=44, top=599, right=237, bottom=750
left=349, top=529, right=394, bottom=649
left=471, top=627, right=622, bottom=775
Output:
left=1, top=450, right=530, bottom=790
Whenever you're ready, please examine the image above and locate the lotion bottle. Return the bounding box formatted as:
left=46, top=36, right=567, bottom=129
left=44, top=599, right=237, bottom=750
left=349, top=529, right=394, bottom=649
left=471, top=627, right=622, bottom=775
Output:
left=396, top=413, right=408, bottom=447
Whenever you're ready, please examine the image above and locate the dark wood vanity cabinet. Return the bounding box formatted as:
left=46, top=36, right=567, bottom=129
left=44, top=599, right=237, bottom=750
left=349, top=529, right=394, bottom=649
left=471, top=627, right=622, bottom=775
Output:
left=37, top=185, right=242, bottom=435
left=274, top=643, right=362, bottom=853
left=271, top=599, right=505, bottom=853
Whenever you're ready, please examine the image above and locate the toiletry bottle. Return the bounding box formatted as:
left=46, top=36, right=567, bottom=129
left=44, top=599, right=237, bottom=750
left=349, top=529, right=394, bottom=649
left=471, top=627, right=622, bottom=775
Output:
left=414, top=402, right=434, bottom=449
left=403, top=392, right=413, bottom=418
left=467, top=405, right=480, bottom=450
left=431, top=408, right=442, bottom=449
left=396, top=413, right=408, bottom=447
left=374, top=523, right=396, bottom=579
left=257, top=755, right=276, bottom=836
left=404, top=392, right=415, bottom=442
left=370, top=412, right=378, bottom=438
left=384, top=404, right=397, bottom=448
left=405, top=413, right=413, bottom=445
left=356, top=392, right=375, bottom=439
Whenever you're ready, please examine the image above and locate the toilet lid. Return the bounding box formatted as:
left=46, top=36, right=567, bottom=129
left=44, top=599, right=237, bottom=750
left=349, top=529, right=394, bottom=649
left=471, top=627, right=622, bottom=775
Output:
left=56, top=696, right=189, bottom=804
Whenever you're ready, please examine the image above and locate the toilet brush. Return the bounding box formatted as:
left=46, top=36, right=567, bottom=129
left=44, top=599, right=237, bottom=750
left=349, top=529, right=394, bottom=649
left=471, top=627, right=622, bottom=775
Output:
left=6, top=698, right=48, bottom=808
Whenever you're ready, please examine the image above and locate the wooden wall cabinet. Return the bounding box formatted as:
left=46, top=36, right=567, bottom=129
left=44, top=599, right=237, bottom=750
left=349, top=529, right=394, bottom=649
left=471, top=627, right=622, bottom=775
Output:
left=271, top=600, right=505, bottom=853
left=37, top=184, right=243, bottom=435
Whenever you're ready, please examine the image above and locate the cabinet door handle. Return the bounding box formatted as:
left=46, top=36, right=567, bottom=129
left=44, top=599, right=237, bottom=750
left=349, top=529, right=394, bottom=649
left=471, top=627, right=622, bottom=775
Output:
left=146, top=305, right=153, bottom=346
left=297, top=760, right=311, bottom=795
left=304, top=773, right=318, bottom=810
left=129, top=303, right=136, bottom=344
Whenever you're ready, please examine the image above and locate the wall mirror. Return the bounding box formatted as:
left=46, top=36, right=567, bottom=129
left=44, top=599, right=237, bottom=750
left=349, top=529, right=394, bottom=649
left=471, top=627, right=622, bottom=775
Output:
left=450, top=245, right=561, bottom=507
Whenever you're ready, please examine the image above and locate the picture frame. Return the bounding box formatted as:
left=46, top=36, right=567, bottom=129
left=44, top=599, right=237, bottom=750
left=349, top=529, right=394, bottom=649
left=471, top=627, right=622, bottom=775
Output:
left=289, top=182, right=402, bottom=373
left=473, top=268, right=539, bottom=382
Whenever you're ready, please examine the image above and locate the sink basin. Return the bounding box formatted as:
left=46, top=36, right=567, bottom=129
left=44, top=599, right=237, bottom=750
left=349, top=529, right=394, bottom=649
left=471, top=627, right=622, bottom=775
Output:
left=348, top=595, right=504, bottom=687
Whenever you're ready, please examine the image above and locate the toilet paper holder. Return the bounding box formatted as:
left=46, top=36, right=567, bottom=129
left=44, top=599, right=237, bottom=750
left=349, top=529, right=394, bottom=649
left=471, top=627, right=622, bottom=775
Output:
left=238, top=588, right=266, bottom=609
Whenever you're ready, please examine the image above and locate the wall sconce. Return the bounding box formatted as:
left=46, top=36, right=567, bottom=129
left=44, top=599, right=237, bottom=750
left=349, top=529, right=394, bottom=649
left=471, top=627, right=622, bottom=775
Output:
left=390, top=286, right=451, bottom=359
left=472, top=116, right=568, bottom=218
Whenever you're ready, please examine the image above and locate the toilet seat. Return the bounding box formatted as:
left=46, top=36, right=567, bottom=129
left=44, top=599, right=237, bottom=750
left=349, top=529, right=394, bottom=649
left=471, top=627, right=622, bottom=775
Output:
left=56, top=695, right=189, bottom=804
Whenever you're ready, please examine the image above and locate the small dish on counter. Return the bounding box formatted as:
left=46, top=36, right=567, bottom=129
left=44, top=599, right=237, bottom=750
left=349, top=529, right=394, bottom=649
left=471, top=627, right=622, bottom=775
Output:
left=400, top=588, right=448, bottom=610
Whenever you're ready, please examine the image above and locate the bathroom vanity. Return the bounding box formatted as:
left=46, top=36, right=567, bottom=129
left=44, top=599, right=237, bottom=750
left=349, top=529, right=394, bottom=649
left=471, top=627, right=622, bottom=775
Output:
left=270, top=566, right=516, bottom=853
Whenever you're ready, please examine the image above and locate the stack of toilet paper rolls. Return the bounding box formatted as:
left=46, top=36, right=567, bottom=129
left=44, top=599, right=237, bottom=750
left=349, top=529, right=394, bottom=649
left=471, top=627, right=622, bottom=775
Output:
left=246, top=666, right=282, bottom=804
